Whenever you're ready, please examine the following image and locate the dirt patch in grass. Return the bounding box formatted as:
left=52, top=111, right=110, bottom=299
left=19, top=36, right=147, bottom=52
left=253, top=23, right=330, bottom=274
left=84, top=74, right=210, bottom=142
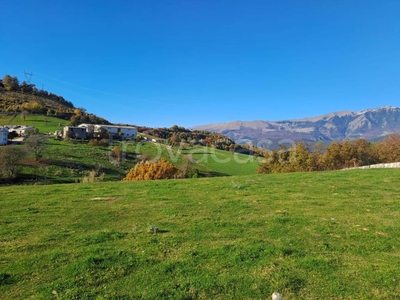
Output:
left=90, top=197, right=121, bottom=201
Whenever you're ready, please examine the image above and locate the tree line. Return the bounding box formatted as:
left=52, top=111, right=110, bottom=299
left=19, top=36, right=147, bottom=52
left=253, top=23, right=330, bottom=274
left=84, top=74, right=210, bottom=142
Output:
left=138, top=125, right=252, bottom=154
left=257, top=134, right=400, bottom=174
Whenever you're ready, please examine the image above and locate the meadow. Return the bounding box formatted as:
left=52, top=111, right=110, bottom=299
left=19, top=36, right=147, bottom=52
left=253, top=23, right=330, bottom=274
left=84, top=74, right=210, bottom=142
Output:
left=129, top=143, right=261, bottom=176
left=184, top=147, right=262, bottom=176
left=1, top=169, right=400, bottom=299
left=0, top=113, right=69, bottom=134
left=12, top=139, right=261, bottom=184
left=17, top=138, right=136, bottom=184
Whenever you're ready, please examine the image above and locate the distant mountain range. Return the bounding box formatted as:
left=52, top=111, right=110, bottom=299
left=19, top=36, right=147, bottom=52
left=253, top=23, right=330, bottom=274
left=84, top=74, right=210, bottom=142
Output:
left=193, top=106, right=400, bottom=145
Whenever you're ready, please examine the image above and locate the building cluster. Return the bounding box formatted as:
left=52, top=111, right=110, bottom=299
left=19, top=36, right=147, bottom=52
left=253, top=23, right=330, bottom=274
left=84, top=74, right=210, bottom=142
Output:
left=0, top=124, right=138, bottom=145
left=0, top=125, right=35, bottom=145
left=61, top=124, right=138, bottom=140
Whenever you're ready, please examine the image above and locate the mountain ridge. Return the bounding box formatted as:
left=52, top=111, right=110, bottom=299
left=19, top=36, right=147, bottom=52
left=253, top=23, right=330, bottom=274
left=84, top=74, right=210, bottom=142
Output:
left=192, top=106, right=400, bottom=144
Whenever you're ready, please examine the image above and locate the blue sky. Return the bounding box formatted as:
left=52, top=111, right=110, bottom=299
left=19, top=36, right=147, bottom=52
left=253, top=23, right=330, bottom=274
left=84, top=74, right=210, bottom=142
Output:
left=2, top=0, right=399, bottom=127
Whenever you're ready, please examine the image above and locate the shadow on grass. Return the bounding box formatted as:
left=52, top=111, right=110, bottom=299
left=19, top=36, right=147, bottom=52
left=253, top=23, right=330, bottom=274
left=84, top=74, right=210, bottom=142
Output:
left=0, top=273, right=16, bottom=285
left=200, top=171, right=229, bottom=177
left=45, top=159, right=93, bottom=170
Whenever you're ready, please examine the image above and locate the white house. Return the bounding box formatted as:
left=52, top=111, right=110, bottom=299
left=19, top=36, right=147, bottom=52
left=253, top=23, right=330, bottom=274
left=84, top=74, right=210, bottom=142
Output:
left=8, top=125, right=34, bottom=136
left=78, top=124, right=137, bottom=139
left=100, top=125, right=137, bottom=138
left=0, top=126, right=9, bottom=145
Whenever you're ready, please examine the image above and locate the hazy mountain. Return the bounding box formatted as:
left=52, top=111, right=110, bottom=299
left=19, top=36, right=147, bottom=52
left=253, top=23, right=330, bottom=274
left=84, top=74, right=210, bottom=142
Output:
left=193, top=106, right=400, bottom=145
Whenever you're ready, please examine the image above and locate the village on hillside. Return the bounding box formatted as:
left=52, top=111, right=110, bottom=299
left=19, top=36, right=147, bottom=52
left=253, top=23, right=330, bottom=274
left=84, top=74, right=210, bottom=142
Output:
left=0, top=123, right=138, bottom=145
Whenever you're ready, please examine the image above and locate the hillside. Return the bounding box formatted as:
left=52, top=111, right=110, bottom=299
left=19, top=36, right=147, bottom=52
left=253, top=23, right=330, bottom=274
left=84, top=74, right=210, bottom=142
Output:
left=0, top=136, right=260, bottom=184
left=0, top=74, right=110, bottom=124
left=1, top=169, right=400, bottom=298
left=0, top=74, right=248, bottom=153
left=0, top=114, right=70, bottom=133
left=0, top=85, right=74, bottom=116
left=193, top=106, right=400, bottom=144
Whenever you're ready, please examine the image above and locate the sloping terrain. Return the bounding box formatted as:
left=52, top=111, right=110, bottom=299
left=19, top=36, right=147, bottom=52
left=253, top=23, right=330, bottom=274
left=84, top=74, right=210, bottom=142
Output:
left=1, top=169, right=400, bottom=298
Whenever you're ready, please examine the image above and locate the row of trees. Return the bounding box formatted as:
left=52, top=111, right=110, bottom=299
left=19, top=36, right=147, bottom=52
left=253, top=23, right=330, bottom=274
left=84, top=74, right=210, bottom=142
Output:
left=257, top=134, right=400, bottom=174
left=137, top=125, right=251, bottom=153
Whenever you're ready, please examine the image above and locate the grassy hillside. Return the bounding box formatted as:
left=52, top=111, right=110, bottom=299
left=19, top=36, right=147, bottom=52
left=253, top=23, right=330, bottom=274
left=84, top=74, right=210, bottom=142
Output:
left=0, top=114, right=69, bottom=133
left=184, top=146, right=262, bottom=176
left=7, top=138, right=260, bottom=184
left=1, top=169, right=400, bottom=299
left=130, top=143, right=261, bottom=177
left=0, top=90, right=74, bottom=114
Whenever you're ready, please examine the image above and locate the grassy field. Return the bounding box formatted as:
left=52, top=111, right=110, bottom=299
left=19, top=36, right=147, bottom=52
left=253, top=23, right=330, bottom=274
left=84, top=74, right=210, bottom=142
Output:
left=1, top=169, right=400, bottom=299
left=13, top=140, right=261, bottom=184
left=129, top=143, right=261, bottom=177
left=0, top=114, right=69, bottom=133
left=184, top=147, right=261, bottom=176
left=1, top=114, right=260, bottom=181
left=15, top=138, right=138, bottom=184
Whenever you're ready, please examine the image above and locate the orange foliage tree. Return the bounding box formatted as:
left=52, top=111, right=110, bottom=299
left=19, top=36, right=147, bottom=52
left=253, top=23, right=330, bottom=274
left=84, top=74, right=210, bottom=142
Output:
left=123, top=159, right=178, bottom=181
left=375, top=134, right=400, bottom=163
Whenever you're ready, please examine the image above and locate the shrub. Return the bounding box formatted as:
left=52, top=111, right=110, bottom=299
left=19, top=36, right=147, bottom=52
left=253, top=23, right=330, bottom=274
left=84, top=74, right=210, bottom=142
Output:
left=81, top=170, right=105, bottom=183
left=88, top=138, right=109, bottom=147
left=123, top=159, right=178, bottom=181
left=148, top=224, right=159, bottom=234
left=111, top=147, right=123, bottom=162
left=88, top=139, right=99, bottom=146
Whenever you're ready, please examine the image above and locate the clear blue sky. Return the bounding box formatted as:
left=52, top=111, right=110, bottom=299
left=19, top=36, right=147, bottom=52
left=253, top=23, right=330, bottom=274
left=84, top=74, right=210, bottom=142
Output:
left=2, top=0, right=399, bottom=127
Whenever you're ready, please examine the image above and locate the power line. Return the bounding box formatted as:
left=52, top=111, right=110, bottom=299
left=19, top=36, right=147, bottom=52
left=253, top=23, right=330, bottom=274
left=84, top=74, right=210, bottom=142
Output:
left=24, top=70, right=34, bottom=83
left=34, top=71, right=194, bottom=108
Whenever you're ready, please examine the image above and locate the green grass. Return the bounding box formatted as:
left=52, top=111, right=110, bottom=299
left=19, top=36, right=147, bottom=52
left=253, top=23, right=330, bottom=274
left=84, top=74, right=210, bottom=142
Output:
left=127, top=143, right=261, bottom=176
left=14, top=139, right=260, bottom=184
left=1, top=114, right=260, bottom=181
left=16, top=139, right=135, bottom=184
left=0, top=114, right=69, bottom=133
left=18, top=138, right=138, bottom=183
left=186, top=146, right=262, bottom=176
left=1, top=169, right=400, bottom=299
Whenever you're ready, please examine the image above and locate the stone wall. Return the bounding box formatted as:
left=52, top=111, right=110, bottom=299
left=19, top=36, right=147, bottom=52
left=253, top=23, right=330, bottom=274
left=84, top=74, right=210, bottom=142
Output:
left=344, top=162, right=400, bottom=170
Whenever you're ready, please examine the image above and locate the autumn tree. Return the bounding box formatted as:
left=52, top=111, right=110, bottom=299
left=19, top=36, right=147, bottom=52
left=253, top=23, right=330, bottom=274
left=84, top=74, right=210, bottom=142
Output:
left=123, top=159, right=178, bottom=181
left=110, top=146, right=123, bottom=162
left=320, top=141, right=348, bottom=170
left=177, top=155, right=198, bottom=178
left=257, top=149, right=283, bottom=174
left=287, top=142, right=312, bottom=172
left=375, top=134, right=400, bottom=163
left=308, top=142, right=325, bottom=171
left=20, top=81, right=35, bottom=93
left=352, top=138, right=378, bottom=166
left=170, top=133, right=181, bottom=143
left=2, top=75, right=19, bottom=91
left=74, top=108, right=83, bottom=116
left=21, top=110, right=29, bottom=121
left=0, top=146, right=26, bottom=180
left=24, top=134, right=47, bottom=161
left=70, top=115, right=80, bottom=126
